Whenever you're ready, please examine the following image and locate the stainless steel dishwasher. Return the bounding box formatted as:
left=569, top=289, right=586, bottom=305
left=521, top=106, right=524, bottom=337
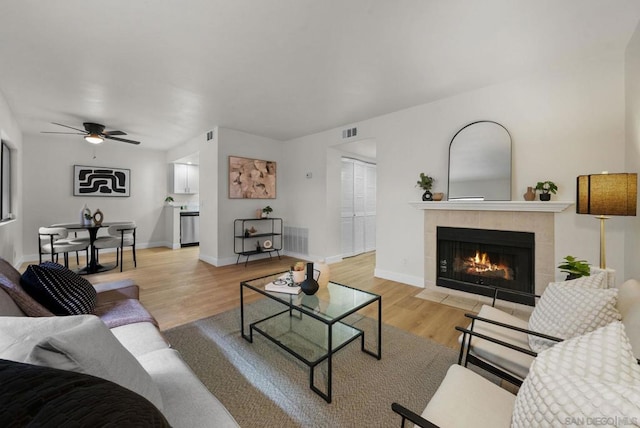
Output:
left=180, top=211, right=200, bottom=247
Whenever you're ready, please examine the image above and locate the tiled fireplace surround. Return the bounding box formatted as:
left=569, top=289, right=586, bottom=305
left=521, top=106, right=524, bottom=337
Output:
left=414, top=201, right=574, bottom=306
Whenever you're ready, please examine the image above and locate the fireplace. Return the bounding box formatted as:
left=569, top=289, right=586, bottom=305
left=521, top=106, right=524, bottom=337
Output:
left=437, top=227, right=535, bottom=305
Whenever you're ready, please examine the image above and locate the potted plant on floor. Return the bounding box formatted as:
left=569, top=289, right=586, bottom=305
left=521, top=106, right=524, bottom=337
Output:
left=558, top=255, right=590, bottom=280
left=416, top=173, right=434, bottom=201
left=534, top=181, right=557, bottom=201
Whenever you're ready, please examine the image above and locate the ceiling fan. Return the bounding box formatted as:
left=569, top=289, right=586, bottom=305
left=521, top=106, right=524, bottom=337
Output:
left=42, top=122, right=141, bottom=145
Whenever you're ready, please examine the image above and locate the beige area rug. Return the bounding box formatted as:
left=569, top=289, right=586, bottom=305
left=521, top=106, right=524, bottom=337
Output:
left=164, top=300, right=462, bottom=428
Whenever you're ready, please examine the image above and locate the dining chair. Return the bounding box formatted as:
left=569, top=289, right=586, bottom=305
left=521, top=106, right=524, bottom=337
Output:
left=50, top=223, right=91, bottom=265
left=38, top=227, right=89, bottom=268
left=94, top=222, right=137, bottom=272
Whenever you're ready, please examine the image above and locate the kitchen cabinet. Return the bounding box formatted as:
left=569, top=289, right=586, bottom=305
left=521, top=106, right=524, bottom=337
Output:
left=173, top=163, right=199, bottom=194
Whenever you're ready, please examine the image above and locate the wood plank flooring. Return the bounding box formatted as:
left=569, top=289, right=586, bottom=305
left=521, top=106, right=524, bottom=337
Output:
left=39, top=247, right=470, bottom=349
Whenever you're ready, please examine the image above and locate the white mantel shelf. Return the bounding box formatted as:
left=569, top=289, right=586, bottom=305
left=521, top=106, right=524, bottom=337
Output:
left=409, top=200, right=574, bottom=212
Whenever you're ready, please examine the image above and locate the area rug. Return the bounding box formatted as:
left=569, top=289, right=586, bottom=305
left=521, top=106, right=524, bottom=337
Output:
left=164, top=301, right=460, bottom=427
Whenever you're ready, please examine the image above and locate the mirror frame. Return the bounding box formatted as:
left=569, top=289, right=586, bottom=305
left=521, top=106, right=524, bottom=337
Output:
left=447, top=120, right=512, bottom=201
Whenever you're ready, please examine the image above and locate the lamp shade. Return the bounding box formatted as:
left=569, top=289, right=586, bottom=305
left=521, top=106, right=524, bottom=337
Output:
left=576, top=173, right=637, bottom=216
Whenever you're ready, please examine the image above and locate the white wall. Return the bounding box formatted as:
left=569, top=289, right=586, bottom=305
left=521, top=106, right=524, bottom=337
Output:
left=625, top=21, right=640, bottom=280
left=197, top=127, right=282, bottom=266
left=21, top=135, right=168, bottom=259
left=280, top=53, right=627, bottom=285
left=0, top=89, right=23, bottom=266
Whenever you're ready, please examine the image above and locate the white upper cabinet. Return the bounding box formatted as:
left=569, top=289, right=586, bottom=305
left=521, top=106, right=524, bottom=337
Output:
left=173, top=163, right=199, bottom=194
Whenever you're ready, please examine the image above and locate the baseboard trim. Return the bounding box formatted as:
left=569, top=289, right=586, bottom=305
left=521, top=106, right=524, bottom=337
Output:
left=374, top=268, right=424, bottom=288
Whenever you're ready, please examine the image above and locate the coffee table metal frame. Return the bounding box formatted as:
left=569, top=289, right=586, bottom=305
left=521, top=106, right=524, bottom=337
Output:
left=240, top=272, right=382, bottom=403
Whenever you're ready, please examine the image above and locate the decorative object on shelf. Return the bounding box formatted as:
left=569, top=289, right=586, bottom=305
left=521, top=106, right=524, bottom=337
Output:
left=315, top=259, right=330, bottom=289
left=534, top=181, right=557, bottom=201
left=74, top=165, right=130, bottom=197
left=93, top=209, right=104, bottom=226
left=416, top=173, right=434, bottom=201
left=256, top=241, right=261, bottom=253
left=299, top=262, right=319, bottom=295
left=292, top=261, right=306, bottom=283
left=82, top=205, right=92, bottom=226
left=558, top=255, right=591, bottom=280
left=164, top=196, right=174, bottom=206
left=255, top=209, right=262, bottom=219
left=262, top=205, right=273, bottom=218
left=432, top=192, right=444, bottom=202
left=576, top=172, right=638, bottom=269
left=263, top=239, right=273, bottom=249
left=229, top=155, right=277, bottom=199
left=523, top=186, right=536, bottom=201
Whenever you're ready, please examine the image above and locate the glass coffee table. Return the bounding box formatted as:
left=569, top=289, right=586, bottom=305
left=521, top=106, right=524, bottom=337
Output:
left=240, top=272, right=382, bottom=403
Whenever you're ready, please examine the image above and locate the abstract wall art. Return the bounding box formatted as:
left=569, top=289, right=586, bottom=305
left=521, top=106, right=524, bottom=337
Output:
left=74, top=165, right=130, bottom=197
left=229, top=156, right=276, bottom=199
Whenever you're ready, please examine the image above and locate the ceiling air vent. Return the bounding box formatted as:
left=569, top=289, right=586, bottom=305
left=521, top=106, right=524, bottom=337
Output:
left=341, top=127, right=357, bottom=139
left=206, top=130, right=214, bottom=141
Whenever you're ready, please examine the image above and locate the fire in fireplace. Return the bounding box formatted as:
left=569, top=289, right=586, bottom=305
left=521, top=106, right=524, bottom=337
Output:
left=437, top=227, right=535, bottom=305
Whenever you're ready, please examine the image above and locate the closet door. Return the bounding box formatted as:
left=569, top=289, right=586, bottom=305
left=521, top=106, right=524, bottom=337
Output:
left=341, top=158, right=376, bottom=258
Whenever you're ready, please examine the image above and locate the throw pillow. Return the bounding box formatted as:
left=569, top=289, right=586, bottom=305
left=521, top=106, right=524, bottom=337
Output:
left=20, top=262, right=97, bottom=315
left=0, top=315, right=163, bottom=411
left=528, top=283, right=621, bottom=352
left=512, top=322, right=640, bottom=427
left=0, top=359, right=169, bottom=427
left=0, top=273, right=53, bottom=317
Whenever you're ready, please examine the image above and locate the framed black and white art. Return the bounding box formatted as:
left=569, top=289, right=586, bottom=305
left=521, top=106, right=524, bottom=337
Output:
left=74, top=165, right=130, bottom=197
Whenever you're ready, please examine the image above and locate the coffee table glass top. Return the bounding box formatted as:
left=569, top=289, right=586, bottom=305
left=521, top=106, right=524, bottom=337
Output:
left=241, top=272, right=379, bottom=322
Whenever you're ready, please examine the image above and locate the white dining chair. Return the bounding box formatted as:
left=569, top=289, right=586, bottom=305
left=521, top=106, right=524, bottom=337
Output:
left=94, top=222, right=137, bottom=272
left=38, top=227, right=89, bottom=268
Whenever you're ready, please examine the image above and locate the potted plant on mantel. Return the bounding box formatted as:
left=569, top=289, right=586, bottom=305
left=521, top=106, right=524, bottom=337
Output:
left=416, top=173, right=434, bottom=201
left=558, top=255, right=591, bottom=280
left=534, top=181, right=558, bottom=201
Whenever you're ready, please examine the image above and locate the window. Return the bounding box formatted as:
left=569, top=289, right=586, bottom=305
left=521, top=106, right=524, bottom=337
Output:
left=1, top=141, right=11, bottom=221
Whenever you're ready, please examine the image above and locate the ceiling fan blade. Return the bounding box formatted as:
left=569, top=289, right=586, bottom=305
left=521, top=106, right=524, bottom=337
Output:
left=41, top=131, right=86, bottom=135
left=104, top=135, right=141, bottom=145
left=51, top=122, right=87, bottom=133
left=103, top=130, right=127, bottom=136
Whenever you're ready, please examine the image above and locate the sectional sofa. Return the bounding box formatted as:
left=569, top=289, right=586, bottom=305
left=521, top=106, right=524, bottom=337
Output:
left=0, top=258, right=239, bottom=427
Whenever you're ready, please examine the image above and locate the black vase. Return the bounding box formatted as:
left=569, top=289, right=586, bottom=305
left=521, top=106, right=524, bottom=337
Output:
left=539, top=193, right=551, bottom=201
left=422, top=190, right=433, bottom=201
left=300, top=262, right=319, bottom=295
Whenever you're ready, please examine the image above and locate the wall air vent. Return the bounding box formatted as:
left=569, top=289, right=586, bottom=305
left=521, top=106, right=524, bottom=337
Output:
left=206, top=130, right=214, bottom=141
left=341, top=127, right=358, bottom=139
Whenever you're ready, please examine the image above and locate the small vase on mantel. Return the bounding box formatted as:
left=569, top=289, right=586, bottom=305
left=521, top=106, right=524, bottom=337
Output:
left=523, top=187, right=536, bottom=201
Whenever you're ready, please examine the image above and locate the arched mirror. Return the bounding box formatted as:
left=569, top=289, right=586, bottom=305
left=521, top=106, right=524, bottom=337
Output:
left=448, top=121, right=512, bottom=201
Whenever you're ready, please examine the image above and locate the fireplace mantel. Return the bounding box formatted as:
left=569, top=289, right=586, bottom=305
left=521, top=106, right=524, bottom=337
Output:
left=410, top=201, right=573, bottom=213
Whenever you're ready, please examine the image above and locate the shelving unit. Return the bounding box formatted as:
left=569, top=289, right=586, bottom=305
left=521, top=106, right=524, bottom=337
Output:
left=234, top=217, right=283, bottom=266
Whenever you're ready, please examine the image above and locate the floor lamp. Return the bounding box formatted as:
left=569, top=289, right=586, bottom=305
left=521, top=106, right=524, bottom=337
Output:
left=576, top=173, right=637, bottom=269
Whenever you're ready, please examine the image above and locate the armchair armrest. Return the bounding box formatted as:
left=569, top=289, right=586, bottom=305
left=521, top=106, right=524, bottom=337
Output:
left=391, top=402, right=439, bottom=428
left=464, top=313, right=563, bottom=343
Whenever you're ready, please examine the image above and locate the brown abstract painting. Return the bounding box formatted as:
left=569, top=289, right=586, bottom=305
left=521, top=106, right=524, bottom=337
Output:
left=229, top=156, right=277, bottom=199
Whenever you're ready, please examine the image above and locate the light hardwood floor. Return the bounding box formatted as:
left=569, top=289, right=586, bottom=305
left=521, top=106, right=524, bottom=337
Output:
left=41, top=247, right=470, bottom=349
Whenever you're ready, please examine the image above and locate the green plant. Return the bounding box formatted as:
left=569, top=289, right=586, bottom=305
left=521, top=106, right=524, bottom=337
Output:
left=558, top=255, right=591, bottom=279
left=262, top=205, right=273, bottom=214
left=83, top=212, right=93, bottom=220
left=416, top=173, right=434, bottom=191
left=534, top=181, right=558, bottom=194
left=164, top=196, right=174, bottom=202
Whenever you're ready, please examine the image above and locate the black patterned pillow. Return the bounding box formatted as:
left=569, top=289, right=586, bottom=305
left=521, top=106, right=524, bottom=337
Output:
left=20, top=262, right=97, bottom=315
left=0, top=359, right=170, bottom=427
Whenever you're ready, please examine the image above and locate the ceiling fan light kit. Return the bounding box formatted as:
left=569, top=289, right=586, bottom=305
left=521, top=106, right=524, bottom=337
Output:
left=42, top=122, right=141, bottom=145
left=84, top=134, right=103, bottom=144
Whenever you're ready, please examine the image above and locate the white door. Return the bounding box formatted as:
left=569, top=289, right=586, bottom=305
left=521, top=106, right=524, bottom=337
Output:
left=341, top=158, right=376, bottom=257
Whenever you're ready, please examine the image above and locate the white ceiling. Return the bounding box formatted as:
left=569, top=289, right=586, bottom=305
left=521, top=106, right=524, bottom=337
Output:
left=0, top=0, right=639, bottom=151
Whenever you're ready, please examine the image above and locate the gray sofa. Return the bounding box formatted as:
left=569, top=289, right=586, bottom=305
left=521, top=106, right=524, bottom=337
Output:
left=0, top=258, right=239, bottom=427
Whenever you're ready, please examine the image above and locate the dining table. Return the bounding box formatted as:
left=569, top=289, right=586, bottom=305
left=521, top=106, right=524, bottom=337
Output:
left=50, top=222, right=116, bottom=275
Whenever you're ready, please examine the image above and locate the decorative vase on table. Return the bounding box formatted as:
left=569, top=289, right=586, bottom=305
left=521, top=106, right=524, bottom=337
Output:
left=93, top=209, right=104, bottom=226
left=523, top=187, right=536, bottom=201
left=315, top=259, right=330, bottom=289
left=300, top=262, right=319, bottom=295
left=422, top=190, right=433, bottom=201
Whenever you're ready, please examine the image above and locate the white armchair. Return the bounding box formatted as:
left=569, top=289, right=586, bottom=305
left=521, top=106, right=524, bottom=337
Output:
left=94, top=222, right=137, bottom=272
left=38, top=227, right=89, bottom=268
